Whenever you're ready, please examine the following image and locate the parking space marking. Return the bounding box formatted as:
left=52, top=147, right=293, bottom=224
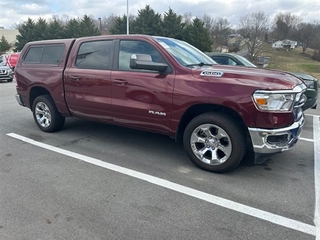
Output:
left=314, top=116, right=320, bottom=240
left=7, top=132, right=316, bottom=237
left=300, top=137, right=314, bottom=142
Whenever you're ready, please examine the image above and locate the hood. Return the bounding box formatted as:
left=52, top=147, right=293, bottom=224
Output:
left=288, top=72, right=318, bottom=81
left=0, top=65, right=11, bottom=70
left=191, top=65, right=302, bottom=90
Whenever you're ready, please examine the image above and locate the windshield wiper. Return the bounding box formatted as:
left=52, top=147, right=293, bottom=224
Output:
left=185, top=62, right=213, bottom=67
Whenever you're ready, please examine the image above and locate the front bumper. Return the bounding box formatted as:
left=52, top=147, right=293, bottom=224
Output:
left=0, top=69, right=13, bottom=80
left=15, top=93, right=24, bottom=106
left=0, top=74, right=13, bottom=80
left=248, top=114, right=305, bottom=155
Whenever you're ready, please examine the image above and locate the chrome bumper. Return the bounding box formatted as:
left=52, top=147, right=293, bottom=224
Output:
left=15, top=93, right=24, bottom=106
left=248, top=115, right=305, bottom=154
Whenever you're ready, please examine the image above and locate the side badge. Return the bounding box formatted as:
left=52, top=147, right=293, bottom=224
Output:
left=200, top=71, right=224, bottom=77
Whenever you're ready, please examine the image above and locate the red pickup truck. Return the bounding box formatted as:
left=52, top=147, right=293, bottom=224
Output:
left=14, top=35, right=306, bottom=173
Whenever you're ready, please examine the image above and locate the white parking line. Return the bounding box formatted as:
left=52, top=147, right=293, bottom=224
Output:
left=314, top=116, right=320, bottom=240
left=306, top=114, right=320, bottom=117
left=6, top=132, right=316, bottom=237
left=300, top=137, right=314, bottom=142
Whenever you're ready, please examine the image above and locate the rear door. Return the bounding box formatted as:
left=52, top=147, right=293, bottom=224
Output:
left=64, top=39, right=114, bottom=122
left=111, top=39, right=175, bottom=134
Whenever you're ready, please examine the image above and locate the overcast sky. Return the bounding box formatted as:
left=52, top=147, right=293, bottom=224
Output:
left=0, top=0, right=319, bottom=29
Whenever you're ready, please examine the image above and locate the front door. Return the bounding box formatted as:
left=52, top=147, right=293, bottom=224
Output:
left=111, top=40, right=175, bottom=133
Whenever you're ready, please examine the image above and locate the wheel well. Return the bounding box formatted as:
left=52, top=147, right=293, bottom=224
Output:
left=176, top=104, right=248, bottom=143
left=29, top=87, right=51, bottom=109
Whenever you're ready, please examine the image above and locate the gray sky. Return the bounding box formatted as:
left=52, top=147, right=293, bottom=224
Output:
left=0, top=0, right=319, bottom=29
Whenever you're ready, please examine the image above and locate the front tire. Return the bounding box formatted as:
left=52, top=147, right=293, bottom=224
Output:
left=7, top=78, right=13, bottom=82
left=183, top=113, right=246, bottom=173
left=32, top=95, right=65, bottom=132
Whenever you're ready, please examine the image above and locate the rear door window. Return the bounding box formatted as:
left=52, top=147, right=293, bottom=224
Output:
left=75, top=40, right=113, bottom=70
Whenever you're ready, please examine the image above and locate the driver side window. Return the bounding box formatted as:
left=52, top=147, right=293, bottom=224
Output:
left=118, top=40, right=165, bottom=71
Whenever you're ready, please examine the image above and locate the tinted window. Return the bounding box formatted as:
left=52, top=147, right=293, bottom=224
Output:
left=76, top=40, right=113, bottom=70
left=119, top=40, right=165, bottom=71
left=211, top=56, right=230, bottom=65
left=24, top=45, right=65, bottom=64
left=24, top=47, right=43, bottom=63
left=0, top=55, right=4, bottom=65
left=41, top=45, right=65, bottom=64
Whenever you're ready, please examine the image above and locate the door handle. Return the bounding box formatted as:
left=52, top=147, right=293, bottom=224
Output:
left=113, top=79, right=128, bottom=85
left=70, top=75, right=81, bottom=81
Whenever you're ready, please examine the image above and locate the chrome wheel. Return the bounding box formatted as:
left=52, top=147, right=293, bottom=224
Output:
left=190, top=123, right=232, bottom=165
left=35, top=102, right=52, bottom=128
left=32, top=95, right=65, bottom=132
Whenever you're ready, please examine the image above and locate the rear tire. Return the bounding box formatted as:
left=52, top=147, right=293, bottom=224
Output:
left=32, top=95, right=65, bottom=132
left=183, top=113, right=246, bottom=173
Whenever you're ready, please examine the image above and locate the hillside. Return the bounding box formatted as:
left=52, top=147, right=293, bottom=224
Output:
left=259, top=44, right=320, bottom=81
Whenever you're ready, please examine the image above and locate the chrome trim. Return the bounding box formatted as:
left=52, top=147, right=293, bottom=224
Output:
left=294, top=94, right=307, bottom=108
left=254, top=83, right=306, bottom=95
left=15, top=94, right=24, bottom=106
left=248, top=114, right=305, bottom=154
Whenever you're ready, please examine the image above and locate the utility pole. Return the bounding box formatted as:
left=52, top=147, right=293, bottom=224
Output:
left=126, top=0, right=129, bottom=34
left=98, top=17, right=102, bottom=34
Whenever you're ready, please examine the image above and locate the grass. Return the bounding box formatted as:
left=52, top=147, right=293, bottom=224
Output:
left=258, top=44, right=320, bottom=81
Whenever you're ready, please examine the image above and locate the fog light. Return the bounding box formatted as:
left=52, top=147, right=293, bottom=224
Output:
left=267, top=134, right=289, bottom=146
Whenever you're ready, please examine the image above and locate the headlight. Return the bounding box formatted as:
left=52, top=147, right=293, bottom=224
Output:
left=253, top=91, right=295, bottom=111
left=303, top=80, right=315, bottom=89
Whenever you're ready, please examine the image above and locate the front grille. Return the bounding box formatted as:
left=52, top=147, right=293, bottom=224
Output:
left=0, top=70, right=7, bottom=74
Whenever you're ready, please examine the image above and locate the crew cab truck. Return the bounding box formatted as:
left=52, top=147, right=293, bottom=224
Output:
left=14, top=35, right=306, bottom=173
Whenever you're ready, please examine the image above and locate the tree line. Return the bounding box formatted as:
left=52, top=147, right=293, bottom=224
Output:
left=2, top=5, right=320, bottom=62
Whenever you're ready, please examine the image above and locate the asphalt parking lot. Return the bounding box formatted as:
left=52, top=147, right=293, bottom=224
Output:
left=1, top=80, right=319, bottom=240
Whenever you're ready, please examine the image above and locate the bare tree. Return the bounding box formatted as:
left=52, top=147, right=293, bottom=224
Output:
left=293, top=22, right=315, bottom=54
left=200, top=15, right=232, bottom=52
left=272, top=12, right=301, bottom=40
left=212, top=18, right=232, bottom=51
left=201, top=14, right=214, bottom=34
left=238, top=11, right=269, bottom=61
left=310, top=22, right=320, bottom=61
left=182, top=12, right=193, bottom=25
left=100, top=14, right=117, bottom=34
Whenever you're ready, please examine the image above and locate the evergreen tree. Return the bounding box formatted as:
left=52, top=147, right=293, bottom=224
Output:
left=64, top=18, right=81, bottom=38
left=109, top=15, right=128, bottom=34
left=161, top=8, right=184, bottom=39
left=15, top=18, right=36, bottom=51
left=183, top=18, right=212, bottom=52
left=130, top=5, right=162, bottom=35
left=34, top=17, right=48, bottom=41
left=79, top=15, right=100, bottom=37
left=44, top=19, right=65, bottom=39
left=0, top=35, right=11, bottom=53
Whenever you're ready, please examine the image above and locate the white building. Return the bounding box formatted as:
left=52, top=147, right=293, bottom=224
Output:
left=272, top=39, right=297, bottom=50
left=0, top=27, right=19, bottom=52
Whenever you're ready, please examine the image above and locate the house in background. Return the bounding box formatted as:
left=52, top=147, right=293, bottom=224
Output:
left=227, top=34, right=243, bottom=52
left=272, top=39, right=297, bottom=51
left=0, top=27, right=19, bottom=52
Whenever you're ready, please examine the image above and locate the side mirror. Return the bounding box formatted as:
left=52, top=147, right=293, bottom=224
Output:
left=130, top=54, right=168, bottom=72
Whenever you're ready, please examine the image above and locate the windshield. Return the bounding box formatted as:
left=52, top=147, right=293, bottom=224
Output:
left=154, top=37, right=216, bottom=67
left=0, top=55, right=5, bottom=65
left=236, top=55, right=257, bottom=68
